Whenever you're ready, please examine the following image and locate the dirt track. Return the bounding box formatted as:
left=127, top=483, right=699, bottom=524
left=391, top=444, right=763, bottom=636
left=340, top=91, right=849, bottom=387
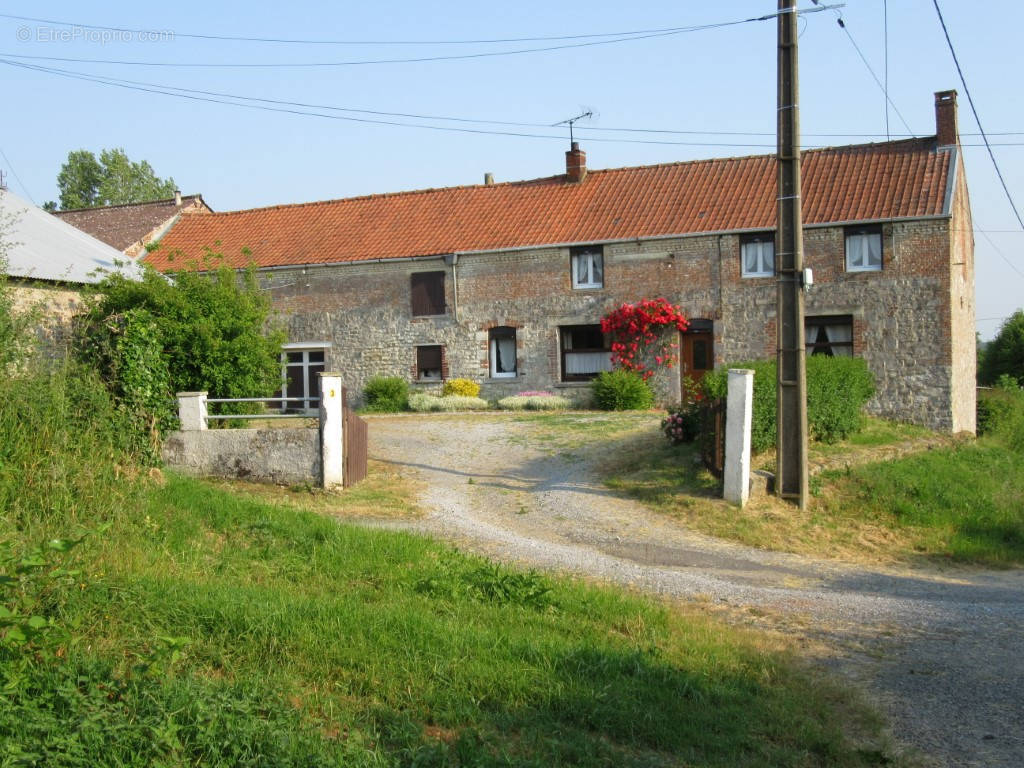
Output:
left=367, top=413, right=1024, bottom=767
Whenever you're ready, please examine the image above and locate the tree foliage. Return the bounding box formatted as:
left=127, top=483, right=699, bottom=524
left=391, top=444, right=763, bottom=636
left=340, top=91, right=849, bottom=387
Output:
left=979, top=310, right=1024, bottom=387
left=76, top=256, right=285, bottom=430
left=50, top=148, right=176, bottom=210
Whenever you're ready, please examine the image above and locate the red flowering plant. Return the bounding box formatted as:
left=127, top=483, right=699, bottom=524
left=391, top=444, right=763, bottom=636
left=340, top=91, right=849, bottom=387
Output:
left=601, top=298, right=689, bottom=381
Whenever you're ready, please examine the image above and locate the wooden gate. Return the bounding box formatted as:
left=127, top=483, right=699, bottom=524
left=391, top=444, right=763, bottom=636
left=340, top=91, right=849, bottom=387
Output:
left=342, top=388, right=368, bottom=487
left=699, top=398, right=726, bottom=479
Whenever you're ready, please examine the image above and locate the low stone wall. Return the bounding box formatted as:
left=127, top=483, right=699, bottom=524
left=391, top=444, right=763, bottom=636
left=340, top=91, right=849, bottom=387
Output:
left=162, top=428, right=320, bottom=486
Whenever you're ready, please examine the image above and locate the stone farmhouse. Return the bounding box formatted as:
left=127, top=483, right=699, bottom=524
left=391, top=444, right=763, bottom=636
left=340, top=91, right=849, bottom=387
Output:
left=54, top=192, right=211, bottom=258
left=145, top=90, right=975, bottom=433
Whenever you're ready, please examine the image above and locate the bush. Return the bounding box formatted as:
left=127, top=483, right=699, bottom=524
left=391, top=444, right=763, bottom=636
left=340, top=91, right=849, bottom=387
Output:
left=442, top=377, right=481, bottom=398
left=408, top=393, right=489, bottom=412
left=979, top=310, right=1024, bottom=386
left=702, top=357, right=876, bottom=452
left=362, top=376, right=409, bottom=412
left=497, top=393, right=571, bottom=411
left=592, top=369, right=654, bottom=411
left=978, top=380, right=1024, bottom=451
left=76, top=260, right=285, bottom=429
left=662, top=377, right=704, bottom=444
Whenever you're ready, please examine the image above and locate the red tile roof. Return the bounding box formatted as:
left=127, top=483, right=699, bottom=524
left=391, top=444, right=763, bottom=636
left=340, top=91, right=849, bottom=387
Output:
left=145, top=138, right=951, bottom=271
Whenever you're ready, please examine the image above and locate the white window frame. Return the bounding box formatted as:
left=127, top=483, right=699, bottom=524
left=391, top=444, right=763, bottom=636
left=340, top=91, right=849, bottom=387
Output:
left=845, top=227, right=883, bottom=272
left=489, top=327, right=518, bottom=379
left=280, top=342, right=331, bottom=413
left=741, top=234, right=775, bottom=278
left=571, top=247, right=604, bottom=289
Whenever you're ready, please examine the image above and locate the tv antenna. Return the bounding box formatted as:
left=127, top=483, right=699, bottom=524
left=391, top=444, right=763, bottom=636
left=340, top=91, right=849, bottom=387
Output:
left=552, top=110, right=593, bottom=146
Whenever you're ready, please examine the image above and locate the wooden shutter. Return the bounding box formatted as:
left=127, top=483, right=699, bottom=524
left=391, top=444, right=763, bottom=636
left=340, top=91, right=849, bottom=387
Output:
left=411, top=271, right=445, bottom=316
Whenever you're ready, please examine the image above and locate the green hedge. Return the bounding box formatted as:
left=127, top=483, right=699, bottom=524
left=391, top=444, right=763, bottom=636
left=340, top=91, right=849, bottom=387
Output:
left=362, top=376, right=409, bottom=412
left=702, top=357, right=876, bottom=452
left=977, top=383, right=1024, bottom=451
left=592, top=370, right=654, bottom=411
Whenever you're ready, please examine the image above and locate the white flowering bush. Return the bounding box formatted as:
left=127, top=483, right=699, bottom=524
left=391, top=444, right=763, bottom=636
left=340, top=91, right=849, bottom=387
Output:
left=408, top=393, right=490, bottom=412
left=496, top=392, right=571, bottom=411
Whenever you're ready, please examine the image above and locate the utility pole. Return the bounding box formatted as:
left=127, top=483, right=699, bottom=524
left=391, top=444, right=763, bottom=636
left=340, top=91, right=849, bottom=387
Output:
left=775, top=0, right=809, bottom=508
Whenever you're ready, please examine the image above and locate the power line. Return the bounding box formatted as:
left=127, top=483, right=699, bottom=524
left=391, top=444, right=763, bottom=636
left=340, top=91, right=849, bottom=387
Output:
left=5, top=59, right=1024, bottom=151
left=832, top=12, right=914, bottom=136
left=0, top=11, right=795, bottom=69
left=932, top=0, right=1024, bottom=232
left=0, top=146, right=35, bottom=204
left=0, top=11, right=794, bottom=46
left=976, top=227, right=1024, bottom=279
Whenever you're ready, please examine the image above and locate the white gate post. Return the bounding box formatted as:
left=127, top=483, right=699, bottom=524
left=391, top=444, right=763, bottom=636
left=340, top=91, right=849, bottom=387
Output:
left=176, top=391, right=208, bottom=431
left=319, top=373, right=344, bottom=489
left=723, top=369, right=754, bottom=507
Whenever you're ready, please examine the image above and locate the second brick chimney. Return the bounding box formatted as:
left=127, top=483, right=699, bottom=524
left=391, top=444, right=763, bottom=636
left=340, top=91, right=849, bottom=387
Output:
left=565, top=142, right=586, bottom=183
left=935, top=90, right=959, bottom=146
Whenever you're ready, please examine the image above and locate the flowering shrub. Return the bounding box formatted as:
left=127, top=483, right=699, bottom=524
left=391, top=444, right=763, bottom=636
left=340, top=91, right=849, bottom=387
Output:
left=601, top=298, right=689, bottom=381
left=408, top=393, right=489, bottom=412
left=442, top=377, right=481, bottom=398
left=661, top=376, right=704, bottom=444
left=497, top=393, right=571, bottom=411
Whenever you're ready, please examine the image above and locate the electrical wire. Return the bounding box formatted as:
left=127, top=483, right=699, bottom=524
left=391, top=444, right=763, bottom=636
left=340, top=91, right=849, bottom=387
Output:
left=0, top=11, right=791, bottom=69
left=0, top=146, right=35, bottom=204
left=5, top=58, right=1024, bottom=150
left=976, top=228, right=1024, bottom=279
left=0, top=11, right=786, bottom=46
left=932, top=0, right=1024, bottom=232
left=833, top=12, right=915, bottom=136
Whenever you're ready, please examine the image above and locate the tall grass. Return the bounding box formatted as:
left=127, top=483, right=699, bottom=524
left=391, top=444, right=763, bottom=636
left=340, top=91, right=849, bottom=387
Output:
left=0, top=366, right=896, bottom=766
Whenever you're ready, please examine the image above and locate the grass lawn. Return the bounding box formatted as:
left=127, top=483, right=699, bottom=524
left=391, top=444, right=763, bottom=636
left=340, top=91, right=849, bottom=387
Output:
left=601, top=414, right=1024, bottom=567
left=1, top=371, right=900, bottom=767
left=2, top=470, right=899, bottom=767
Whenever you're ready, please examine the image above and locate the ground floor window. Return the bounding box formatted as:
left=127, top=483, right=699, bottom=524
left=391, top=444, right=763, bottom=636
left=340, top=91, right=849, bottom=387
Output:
left=279, top=344, right=327, bottom=412
left=417, top=344, right=443, bottom=380
left=489, top=327, right=517, bottom=378
left=560, top=324, right=612, bottom=381
left=805, top=315, right=853, bottom=357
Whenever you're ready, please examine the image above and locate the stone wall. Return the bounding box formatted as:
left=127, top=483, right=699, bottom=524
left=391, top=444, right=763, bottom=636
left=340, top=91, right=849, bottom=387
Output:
left=262, top=215, right=973, bottom=432
left=9, top=280, right=84, bottom=357
left=161, top=428, right=320, bottom=485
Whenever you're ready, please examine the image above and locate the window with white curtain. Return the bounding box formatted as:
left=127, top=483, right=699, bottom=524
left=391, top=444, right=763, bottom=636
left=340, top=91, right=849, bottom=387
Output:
left=741, top=233, right=775, bottom=277
left=570, top=246, right=604, bottom=289
left=560, top=325, right=612, bottom=381
left=489, top=326, right=517, bottom=378
left=845, top=226, right=883, bottom=271
left=805, top=316, right=853, bottom=357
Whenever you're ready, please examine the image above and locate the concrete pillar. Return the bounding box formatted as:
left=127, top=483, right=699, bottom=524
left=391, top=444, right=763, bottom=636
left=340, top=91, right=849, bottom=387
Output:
left=723, top=369, right=754, bottom=507
left=176, top=391, right=208, bottom=431
left=319, top=373, right=344, bottom=489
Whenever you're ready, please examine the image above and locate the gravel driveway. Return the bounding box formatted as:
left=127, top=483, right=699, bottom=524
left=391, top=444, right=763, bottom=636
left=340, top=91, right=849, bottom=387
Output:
left=367, top=413, right=1024, bottom=767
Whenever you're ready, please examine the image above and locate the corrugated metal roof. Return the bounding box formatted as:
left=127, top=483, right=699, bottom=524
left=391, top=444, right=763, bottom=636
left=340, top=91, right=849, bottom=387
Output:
left=146, top=137, right=952, bottom=271
left=1, top=189, right=143, bottom=284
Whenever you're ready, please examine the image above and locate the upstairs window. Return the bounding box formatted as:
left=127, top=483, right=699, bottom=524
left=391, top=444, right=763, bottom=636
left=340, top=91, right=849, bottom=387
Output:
left=416, top=344, right=443, bottom=380
left=560, top=325, right=612, bottom=381
left=845, top=226, right=883, bottom=272
left=741, top=233, right=775, bottom=277
left=805, top=315, right=853, bottom=357
left=570, top=246, right=604, bottom=289
left=489, top=327, right=517, bottom=378
left=411, top=271, right=446, bottom=316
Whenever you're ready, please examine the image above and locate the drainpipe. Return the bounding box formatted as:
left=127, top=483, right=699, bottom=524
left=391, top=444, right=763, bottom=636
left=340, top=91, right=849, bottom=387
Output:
left=444, top=252, right=460, bottom=321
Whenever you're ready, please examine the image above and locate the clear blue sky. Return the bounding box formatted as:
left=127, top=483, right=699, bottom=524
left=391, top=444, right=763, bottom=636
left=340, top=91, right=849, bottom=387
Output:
left=0, top=1, right=1020, bottom=339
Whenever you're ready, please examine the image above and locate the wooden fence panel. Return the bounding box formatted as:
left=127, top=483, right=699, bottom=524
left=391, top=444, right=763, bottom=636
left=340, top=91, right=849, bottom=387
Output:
left=342, top=388, right=368, bottom=487
left=699, top=398, right=726, bottom=479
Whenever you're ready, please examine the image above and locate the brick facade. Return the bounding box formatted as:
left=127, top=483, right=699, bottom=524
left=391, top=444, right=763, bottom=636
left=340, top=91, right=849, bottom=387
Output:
left=263, top=186, right=975, bottom=431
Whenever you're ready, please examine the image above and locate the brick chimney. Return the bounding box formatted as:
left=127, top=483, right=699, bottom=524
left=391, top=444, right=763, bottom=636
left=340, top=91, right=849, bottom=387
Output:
left=565, top=142, right=586, bottom=183
left=935, top=90, right=959, bottom=146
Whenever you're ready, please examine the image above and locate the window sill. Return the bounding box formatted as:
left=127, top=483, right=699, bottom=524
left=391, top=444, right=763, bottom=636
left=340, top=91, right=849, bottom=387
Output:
left=411, top=313, right=449, bottom=320
left=845, top=265, right=883, bottom=273
left=486, top=376, right=521, bottom=382
left=412, top=378, right=443, bottom=385
left=571, top=285, right=604, bottom=291
left=741, top=273, right=774, bottom=280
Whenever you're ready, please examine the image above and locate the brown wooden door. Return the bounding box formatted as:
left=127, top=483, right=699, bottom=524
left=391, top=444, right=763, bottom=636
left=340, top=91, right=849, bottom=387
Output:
left=680, top=331, right=714, bottom=386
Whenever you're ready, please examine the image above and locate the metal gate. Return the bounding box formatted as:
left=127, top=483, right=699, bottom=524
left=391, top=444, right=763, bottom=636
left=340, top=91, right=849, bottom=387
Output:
left=699, top=398, right=726, bottom=479
left=342, top=388, right=368, bottom=487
